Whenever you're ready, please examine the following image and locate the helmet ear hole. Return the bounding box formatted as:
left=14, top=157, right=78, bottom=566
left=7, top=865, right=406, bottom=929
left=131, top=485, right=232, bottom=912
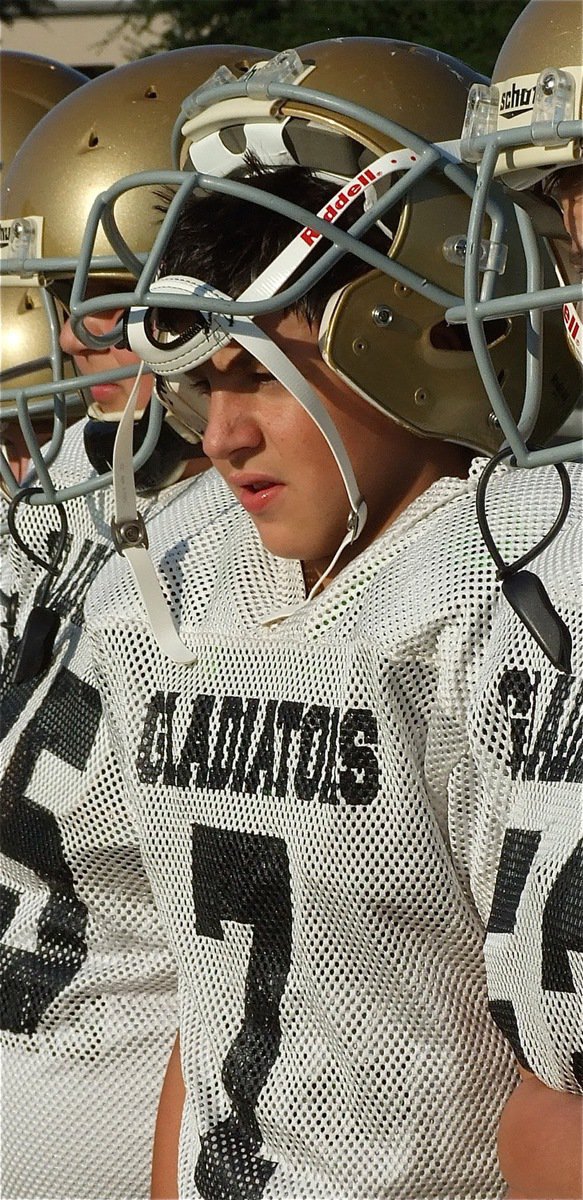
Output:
left=429, top=318, right=511, bottom=352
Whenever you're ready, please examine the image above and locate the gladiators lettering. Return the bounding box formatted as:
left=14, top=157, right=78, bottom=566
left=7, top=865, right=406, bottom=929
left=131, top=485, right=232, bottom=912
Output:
left=499, top=81, right=537, bottom=120
left=136, top=692, right=380, bottom=805
left=498, top=668, right=583, bottom=782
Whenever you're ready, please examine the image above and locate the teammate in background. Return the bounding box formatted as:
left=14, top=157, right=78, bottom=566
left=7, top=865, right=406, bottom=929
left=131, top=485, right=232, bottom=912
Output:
left=83, top=39, right=580, bottom=1199
left=0, top=46, right=270, bottom=1200
left=457, top=2, right=583, bottom=1196
left=0, top=51, right=87, bottom=659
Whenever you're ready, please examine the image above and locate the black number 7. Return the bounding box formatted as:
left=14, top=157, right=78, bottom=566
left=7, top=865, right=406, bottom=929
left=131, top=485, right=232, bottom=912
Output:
left=191, top=824, right=293, bottom=1200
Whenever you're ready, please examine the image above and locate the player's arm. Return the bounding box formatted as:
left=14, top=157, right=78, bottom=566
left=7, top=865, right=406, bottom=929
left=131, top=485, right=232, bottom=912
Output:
left=151, top=1034, right=185, bottom=1200
left=499, top=1066, right=583, bottom=1199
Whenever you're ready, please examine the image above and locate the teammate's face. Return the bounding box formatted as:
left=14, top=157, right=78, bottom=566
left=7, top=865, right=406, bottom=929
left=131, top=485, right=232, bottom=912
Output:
left=199, top=310, right=468, bottom=580
left=550, top=166, right=583, bottom=361
left=60, top=291, right=211, bottom=486
left=554, top=166, right=583, bottom=261
left=59, top=304, right=153, bottom=416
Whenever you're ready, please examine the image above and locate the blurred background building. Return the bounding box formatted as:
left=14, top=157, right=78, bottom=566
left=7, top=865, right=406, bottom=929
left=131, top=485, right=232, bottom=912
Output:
left=1, top=1, right=531, bottom=82
left=0, top=0, right=171, bottom=74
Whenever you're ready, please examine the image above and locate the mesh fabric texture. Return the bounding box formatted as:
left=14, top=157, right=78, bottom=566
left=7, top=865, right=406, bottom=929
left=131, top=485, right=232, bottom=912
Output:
left=86, top=459, right=582, bottom=1199
left=0, top=421, right=200, bottom=1200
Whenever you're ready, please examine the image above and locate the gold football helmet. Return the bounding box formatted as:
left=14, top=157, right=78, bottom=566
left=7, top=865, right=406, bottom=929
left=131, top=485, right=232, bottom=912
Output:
left=0, top=51, right=88, bottom=487
left=0, top=50, right=87, bottom=172
left=459, top=0, right=582, bottom=461
left=1, top=45, right=273, bottom=499
left=120, top=38, right=578, bottom=461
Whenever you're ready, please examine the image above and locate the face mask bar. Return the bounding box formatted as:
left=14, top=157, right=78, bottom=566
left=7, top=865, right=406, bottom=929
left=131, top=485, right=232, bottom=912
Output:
left=0, top=217, right=164, bottom=505
left=0, top=284, right=77, bottom=500
left=449, top=77, right=583, bottom=469
left=0, top=363, right=163, bottom=505
left=0, top=287, right=71, bottom=418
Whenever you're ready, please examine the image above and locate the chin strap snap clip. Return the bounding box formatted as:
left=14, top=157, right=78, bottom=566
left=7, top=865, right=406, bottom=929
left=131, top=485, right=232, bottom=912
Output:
left=111, top=513, right=149, bottom=556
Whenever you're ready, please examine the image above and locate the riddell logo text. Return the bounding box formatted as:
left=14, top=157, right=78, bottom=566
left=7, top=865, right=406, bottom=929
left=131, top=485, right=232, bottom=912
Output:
left=500, top=81, right=536, bottom=120
left=300, top=169, right=380, bottom=246
left=0, top=223, right=12, bottom=247
left=564, top=303, right=581, bottom=347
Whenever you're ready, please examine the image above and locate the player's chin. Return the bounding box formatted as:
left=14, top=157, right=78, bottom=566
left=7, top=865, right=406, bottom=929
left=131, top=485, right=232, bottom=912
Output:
left=249, top=516, right=338, bottom=566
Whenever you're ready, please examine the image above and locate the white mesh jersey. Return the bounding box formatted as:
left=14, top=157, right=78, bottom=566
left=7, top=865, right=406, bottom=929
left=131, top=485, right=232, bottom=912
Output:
left=469, top=492, right=583, bottom=1096
left=85, top=458, right=582, bottom=1200
left=0, top=420, right=200, bottom=1200
left=0, top=496, right=17, bottom=666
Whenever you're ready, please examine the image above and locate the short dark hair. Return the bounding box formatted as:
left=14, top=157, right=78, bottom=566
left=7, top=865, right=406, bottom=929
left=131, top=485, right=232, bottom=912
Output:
left=157, top=157, right=392, bottom=327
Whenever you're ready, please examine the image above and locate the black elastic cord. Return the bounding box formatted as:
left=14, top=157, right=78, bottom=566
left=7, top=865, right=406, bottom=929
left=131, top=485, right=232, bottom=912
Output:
left=7, top=487, right=69, bottom=588
left=475, top=448, right=572, bottom=579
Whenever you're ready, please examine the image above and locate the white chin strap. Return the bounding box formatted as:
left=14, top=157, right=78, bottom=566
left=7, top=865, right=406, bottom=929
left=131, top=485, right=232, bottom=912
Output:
left=120, top=281, right=367, bottom=643
left=111, top=361, right=197, bottom=664
left=126, top=275, right=367, bottom=541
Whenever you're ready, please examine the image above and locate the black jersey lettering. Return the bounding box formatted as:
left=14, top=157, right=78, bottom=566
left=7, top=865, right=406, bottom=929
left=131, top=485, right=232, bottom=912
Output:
left=487, top=828, right=542, bottom=934
left=498, top=669, right=583, bottom=782
left=294, top=704, right=331, bottom=802
left=541, top=840, right=583, bottom=993
left=191, top=824, right=292, bottom=1200
left=0, top=669, right=101, bottom=1032
left=338, top=709, right=379, bottom=804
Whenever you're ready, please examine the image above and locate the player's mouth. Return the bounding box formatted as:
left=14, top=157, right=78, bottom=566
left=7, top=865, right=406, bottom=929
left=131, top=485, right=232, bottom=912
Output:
left=230, top=472, right=285, bottom=515
left=86, top=382, right=125, bottom=406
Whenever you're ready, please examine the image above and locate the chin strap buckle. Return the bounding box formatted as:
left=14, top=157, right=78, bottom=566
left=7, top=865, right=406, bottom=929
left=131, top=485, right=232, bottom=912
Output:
left=347, top=499, right=367, bottom=543
left=111, top=512, right=149, bottom=555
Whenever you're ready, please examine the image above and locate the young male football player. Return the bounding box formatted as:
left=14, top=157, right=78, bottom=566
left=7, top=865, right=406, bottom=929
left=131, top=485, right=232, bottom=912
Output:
left=0, top=46, right=270, bottom=1200
left=84, top=37, right=580, bottom=1199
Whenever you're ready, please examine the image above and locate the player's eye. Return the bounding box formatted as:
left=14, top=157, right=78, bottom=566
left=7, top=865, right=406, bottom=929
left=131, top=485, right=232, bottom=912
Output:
left=249, top=370, right=276, bottom=388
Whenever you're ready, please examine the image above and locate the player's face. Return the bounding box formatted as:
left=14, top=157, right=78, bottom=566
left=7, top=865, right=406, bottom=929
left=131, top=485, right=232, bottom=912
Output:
left=199, top=310, right=468, bottom=580
left=554, top=166, right=583, bottom=261
left=550, top=166, right=583, bottom=360
left=59, top=301, right=153, bottom=416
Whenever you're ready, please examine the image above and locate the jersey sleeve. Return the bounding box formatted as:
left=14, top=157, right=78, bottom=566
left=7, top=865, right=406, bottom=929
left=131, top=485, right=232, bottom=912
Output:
left=465, top=518, right=582, bottom=1093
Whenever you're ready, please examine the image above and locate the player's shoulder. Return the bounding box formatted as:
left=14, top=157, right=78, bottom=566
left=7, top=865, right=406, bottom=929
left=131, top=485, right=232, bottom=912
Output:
left=354, top=465, right=491, bottom=630
left=85, top=467, right=242, bottom=629
left=341, top=460, right=580, bottom=668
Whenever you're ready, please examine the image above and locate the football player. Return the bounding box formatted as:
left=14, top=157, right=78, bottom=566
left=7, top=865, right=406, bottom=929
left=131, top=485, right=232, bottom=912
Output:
left=457, top=2, right=583, bottom=1196
left=0, top=49, right=87, bottom=481
left=82, top=37, right=580, bottom=1198
left=0, top=46, right=270, bottom=1200
left=0, top=51, right=87, bottom=657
